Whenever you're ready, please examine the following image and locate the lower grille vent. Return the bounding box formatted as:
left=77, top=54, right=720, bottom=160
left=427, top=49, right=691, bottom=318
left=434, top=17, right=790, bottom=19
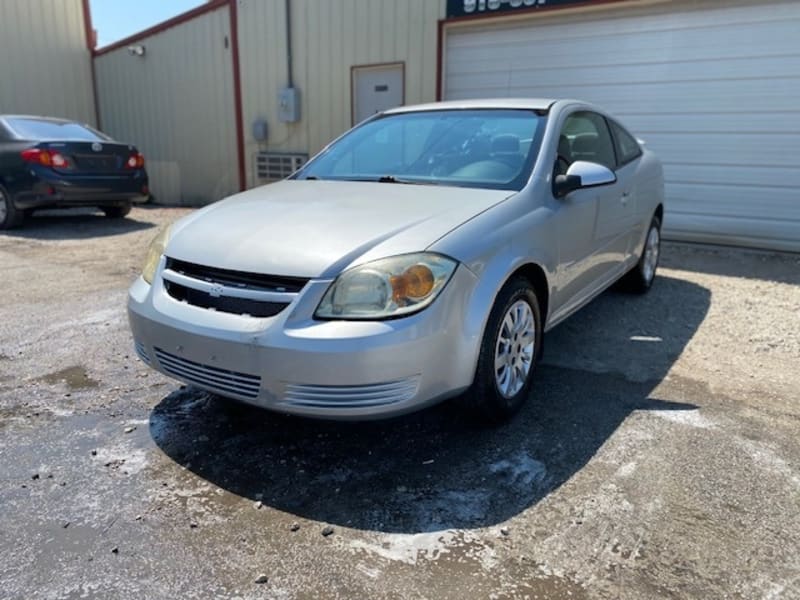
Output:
left=154, top=348, right=261, bottom=399
left=134, top=340, right=151, bottom=365
left=283, top=378, right=419, bottom=408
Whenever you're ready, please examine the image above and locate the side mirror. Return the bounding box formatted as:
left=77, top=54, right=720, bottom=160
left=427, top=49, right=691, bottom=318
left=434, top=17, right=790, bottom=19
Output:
left=554, top=161, right=617, bottom=198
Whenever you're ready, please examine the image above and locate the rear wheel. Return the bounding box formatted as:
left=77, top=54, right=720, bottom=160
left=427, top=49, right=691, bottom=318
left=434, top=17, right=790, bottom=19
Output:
left=0, top=185, right=24, bottom=230
left=102, top=203, right=132, bottom=219
left=461, top=277, right=542, bottom=424
left=620, top=216, right=661, bottom=293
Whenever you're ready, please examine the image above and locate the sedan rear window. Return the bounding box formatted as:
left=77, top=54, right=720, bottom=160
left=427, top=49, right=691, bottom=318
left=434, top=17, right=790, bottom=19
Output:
left=296, top=109, right=545, bottom=191
left=6, top=118, right=109, bottom=141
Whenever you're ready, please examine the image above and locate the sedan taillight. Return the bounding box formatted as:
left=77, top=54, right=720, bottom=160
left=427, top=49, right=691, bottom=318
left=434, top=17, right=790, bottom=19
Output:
left=21, top=148, right=71, bottom=169
left=126, top=153, right=145, bottom=169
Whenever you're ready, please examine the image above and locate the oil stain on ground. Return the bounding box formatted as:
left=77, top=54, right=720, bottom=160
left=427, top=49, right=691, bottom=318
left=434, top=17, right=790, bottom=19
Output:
left=38, top=366, right=99, bottom=390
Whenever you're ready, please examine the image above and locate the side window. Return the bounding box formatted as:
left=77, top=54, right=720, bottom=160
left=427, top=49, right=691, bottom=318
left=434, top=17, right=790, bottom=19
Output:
left=559, top=111, right=617, bottom=171
left=609, top=119, right=642, bottom=166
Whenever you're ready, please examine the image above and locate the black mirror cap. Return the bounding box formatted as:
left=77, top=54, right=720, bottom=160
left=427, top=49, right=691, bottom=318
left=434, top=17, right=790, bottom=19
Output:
left=554, top=174, right=582, bottom=198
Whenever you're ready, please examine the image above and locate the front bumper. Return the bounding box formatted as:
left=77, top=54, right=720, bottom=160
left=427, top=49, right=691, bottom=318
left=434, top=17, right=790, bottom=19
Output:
left=128, top=262, right=481, bottom=420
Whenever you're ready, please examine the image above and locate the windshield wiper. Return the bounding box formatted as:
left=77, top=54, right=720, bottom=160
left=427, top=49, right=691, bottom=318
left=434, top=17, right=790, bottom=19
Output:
left=376, top=175, right=438, bottom=185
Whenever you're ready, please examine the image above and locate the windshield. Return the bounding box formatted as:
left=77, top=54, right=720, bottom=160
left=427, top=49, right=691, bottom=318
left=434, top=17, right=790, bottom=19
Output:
left=6, top=118, right=110, bottom=142
left=295, top=109, right=545, bottom=191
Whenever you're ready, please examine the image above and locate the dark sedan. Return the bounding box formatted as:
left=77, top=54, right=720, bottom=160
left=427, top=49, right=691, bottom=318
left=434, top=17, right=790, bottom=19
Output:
left=0, top=115, right=149, bottom=229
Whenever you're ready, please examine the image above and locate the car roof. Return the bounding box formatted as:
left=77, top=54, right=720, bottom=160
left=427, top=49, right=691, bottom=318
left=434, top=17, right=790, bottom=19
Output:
left=383, top=98, right=559, bottom=114
left=0, top=115, right=76, bottom=123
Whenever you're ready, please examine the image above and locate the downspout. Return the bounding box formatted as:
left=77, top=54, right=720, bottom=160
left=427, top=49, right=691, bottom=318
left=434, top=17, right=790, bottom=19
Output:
left=229, top=0, right=247, bottom=192
left=80, top=0, right=101, bottom=127
left=285, top=0, right=293, bottom=87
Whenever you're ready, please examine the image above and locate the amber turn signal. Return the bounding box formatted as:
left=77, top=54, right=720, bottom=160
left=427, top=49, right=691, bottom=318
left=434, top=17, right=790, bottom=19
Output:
left=391, top=264, right=435, bottom=304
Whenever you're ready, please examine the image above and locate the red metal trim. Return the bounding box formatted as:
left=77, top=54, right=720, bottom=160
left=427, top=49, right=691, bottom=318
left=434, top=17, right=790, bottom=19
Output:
left=349, top=62, right=406, bottom=126
left=436, top=0, right=633, bottom=101
left=436, top=19, right=445, bottom=101
left=93, top=0, right=229, bottom=56
left=228, top=0, right=246, bottom=192
left=80, top=0, right=101, bottom=127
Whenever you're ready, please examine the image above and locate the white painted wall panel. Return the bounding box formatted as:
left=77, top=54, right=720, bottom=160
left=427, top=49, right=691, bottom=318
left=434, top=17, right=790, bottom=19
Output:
left=236, top=0, right=444, bottom=187
left=444, top=0, right=800, bottom=251
left=94, top=8, right=238, bottom=205
left=0, top=0, right=95, bottom=124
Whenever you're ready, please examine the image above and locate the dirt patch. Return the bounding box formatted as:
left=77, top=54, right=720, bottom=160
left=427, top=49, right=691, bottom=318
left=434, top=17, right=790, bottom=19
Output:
left=38, top=366, right=99, bottom=390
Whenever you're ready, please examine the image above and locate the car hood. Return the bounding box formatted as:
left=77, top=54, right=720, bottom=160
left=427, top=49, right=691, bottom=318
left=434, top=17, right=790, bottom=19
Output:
left=166, top=180, right=512, bottom=278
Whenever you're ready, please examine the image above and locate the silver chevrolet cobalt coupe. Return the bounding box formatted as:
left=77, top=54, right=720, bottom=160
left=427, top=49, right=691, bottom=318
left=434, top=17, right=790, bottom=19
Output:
left=129, top=99, right=664, bottom=423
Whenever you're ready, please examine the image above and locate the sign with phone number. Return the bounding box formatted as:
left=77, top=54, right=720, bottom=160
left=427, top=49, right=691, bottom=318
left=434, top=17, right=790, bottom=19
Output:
left=447, top=0, right=598, bottom=18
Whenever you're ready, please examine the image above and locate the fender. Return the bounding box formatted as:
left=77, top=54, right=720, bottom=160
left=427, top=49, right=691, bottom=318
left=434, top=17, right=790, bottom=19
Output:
left=433, top=197, right=558, bottom=385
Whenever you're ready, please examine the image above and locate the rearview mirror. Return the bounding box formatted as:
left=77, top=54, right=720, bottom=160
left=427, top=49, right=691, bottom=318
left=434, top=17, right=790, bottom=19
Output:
left=554, top=161, right=617, bottom=198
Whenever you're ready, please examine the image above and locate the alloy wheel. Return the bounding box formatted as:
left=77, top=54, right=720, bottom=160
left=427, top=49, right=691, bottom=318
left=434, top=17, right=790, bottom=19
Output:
left=494, top=299, right=536, bottom=398
left=643, top=225, right=660, bottom=283
left=0, top=190, right=7, bottom=224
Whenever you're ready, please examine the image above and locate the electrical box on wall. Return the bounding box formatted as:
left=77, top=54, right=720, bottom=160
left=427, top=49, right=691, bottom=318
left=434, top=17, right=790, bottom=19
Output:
left=278, top=87, right=300, bottom=122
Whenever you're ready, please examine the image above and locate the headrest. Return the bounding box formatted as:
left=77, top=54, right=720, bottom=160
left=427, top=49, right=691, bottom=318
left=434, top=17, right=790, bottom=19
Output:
left=558, top=135, right=571, bottom=158
left=491, top=134, right=520, bottom=154
left=571, top=134, right=598, bottom=153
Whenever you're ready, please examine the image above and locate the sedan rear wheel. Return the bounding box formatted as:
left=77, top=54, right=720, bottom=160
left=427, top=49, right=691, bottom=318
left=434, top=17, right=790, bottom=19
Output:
left=461, top=277, right=542, bottom=424
left=0, top=185, right=23, bottom=230
left=102, top=203, right=132, bottom=219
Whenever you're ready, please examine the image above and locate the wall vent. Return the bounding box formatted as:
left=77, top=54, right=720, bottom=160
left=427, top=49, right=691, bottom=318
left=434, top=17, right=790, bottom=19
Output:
left=255, top=152, right=308, bottom=181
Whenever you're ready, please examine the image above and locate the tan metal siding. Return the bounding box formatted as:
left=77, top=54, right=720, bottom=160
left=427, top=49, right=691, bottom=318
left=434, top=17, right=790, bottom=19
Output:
left=237, top=0, right=444, bottom=187
left=0, top=0, right=95, bottom=124
left=93, top=8, right=238, bottom=205
left=443, top=0, right=800, bottom=252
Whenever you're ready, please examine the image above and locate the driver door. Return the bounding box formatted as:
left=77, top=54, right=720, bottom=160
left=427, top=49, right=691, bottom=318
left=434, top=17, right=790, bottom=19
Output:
left=553, top=111, right=625, bottom=310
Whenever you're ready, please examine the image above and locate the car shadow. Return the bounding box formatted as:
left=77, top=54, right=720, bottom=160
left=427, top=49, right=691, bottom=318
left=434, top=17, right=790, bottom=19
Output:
left=149, top=274, right=710, bottom=534
left=3, top=208, right=154, bottom=240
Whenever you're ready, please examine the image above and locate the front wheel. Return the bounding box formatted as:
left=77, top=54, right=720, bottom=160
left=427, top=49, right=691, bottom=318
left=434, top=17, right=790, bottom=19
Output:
left=103, top=203, right=132, bottom=219
left=461, top=277, right=543, bottom=424
left=620, top=216, right=661, bottom=293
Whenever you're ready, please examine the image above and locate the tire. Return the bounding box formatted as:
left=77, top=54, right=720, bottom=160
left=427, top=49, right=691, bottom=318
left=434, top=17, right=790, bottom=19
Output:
left=0, top=184, right=24, bottom=230
left=461, top=277, right=543, bottom=424
left=620, top=216, right=661, bottom=294
left=103, top=203, right=132, bottom=219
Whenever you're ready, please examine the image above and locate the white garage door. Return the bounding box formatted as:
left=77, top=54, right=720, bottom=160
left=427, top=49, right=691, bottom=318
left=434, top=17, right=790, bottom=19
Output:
left=443, top=0, right=800, bottom=252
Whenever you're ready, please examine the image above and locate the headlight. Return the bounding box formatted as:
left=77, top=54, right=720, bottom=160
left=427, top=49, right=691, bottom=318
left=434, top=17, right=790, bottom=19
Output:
left=315, top=253, right=457, bottom=320
left=141, top=225, right=172, bottom=284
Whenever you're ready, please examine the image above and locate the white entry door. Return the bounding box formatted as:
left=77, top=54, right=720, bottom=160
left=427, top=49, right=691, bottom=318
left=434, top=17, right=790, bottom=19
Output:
left=352, top=63, right=404, bottom=124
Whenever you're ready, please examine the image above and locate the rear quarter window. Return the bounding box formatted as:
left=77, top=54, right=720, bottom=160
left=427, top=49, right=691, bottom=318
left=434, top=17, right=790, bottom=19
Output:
left=609, top=119, right=642, bottom=166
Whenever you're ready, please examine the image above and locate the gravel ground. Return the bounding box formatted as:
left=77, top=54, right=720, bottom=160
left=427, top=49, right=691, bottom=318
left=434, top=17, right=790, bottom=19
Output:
left=1, top=207, right=799, bottom=599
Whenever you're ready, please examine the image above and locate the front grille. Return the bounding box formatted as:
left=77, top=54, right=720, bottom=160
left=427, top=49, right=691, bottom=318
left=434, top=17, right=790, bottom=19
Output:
left=282, top=378, right=420, bottom=408
left=154, top=348, right=261, bottom=399
left=163, top=257, right=309, bottom=318
left=165, top=258, right=307, bottom=293
left=164, top=280, right=287, bottom=317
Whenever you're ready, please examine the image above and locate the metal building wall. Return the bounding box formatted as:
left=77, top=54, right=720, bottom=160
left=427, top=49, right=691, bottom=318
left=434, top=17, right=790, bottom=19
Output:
left=0, top=0, right=96, bottom=125
left=441, top=0, right=800, bottom=252
left=237, top=0, right=444, bottom=187
left=93, top=7, right=239, bottom=205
